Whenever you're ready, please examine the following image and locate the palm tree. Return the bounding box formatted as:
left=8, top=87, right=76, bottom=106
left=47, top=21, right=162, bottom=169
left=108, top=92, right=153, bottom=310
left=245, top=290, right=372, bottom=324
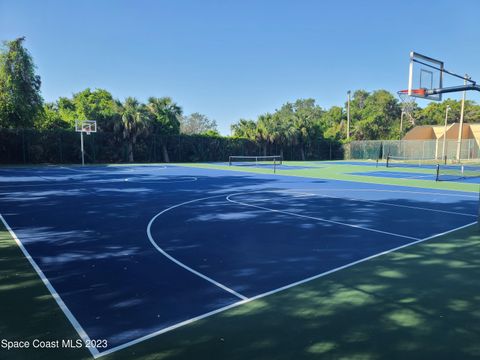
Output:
left=231, top=119, right=256, bottom=139
left=116, top=97, right=149, bottom=162
left=146, top=97, right=182, bottom=162
left=257, top=114, right=274, bottom=156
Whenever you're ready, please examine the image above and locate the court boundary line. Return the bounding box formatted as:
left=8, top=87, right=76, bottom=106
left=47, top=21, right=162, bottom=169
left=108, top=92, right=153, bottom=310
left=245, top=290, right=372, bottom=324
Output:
left=313, top=193, right=477, bottom=218
left=105, top=189, right=477, bottom=356
left=97, top=213, right=476, bottom=357
left=3, top=184, right=477, bottom=358
left=254, top=189, right=475, bottom=217
left=282, top=187, right=478, bottom=198
left=0, top=214, right=99, bottom=358
left=226, top=193, right=420, bottom=241
left=0, top=176, right=198, bottom=189
left=147, top=194, right=248, bottom=301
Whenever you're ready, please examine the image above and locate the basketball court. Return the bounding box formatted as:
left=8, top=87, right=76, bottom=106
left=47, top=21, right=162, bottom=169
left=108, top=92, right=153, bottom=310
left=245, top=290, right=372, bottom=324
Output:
left=0, top=163, right=476, bottom=357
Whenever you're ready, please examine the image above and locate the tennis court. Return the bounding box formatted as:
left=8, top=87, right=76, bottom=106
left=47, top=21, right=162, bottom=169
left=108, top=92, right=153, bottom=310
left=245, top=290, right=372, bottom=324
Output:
left=0, top=164, right=476, bottom=358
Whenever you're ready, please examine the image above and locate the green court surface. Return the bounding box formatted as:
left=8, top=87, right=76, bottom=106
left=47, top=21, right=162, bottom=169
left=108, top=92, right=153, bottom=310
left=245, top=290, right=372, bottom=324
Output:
left=184, top=160, right=479, bottom=193
left=1, top=160, right=479, bottom=360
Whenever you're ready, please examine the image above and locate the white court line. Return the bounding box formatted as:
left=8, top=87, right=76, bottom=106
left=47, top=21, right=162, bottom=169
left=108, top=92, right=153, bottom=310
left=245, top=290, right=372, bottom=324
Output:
left=226, top=193, right=420, bottom=241
left=0, top=215, right=100, bottom=359
left=287, top=187, right=478, bottom=198
left=96, top=297, right=247, bottom=357
left=97, top=206, right=477, bottom=358
left=0, top=177, right=198, bottom=189
left=226, top=190, right=478, bottom=218
left=147, top=195, right=248, bottom=301
left=3, top=186, right=477, bottom=358
left=59, top=165, right=167, bottom=172
left=311, top=193, right=477, bottom=218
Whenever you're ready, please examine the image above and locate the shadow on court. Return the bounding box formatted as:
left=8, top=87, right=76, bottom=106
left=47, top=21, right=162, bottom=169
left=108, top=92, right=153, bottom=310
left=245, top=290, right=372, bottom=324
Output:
left=105, top=224, right=480, bottom=360
left=0, top=165, right=478, bottom=359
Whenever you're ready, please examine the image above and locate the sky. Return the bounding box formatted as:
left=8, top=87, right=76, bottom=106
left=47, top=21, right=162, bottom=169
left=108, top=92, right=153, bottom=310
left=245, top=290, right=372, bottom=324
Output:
left=1, top=0, right=479, bottom=134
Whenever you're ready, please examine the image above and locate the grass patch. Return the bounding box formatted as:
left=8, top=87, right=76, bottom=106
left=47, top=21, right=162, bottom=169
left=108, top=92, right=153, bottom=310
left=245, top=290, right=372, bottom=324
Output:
left=0, top=222, right=91, bottom=360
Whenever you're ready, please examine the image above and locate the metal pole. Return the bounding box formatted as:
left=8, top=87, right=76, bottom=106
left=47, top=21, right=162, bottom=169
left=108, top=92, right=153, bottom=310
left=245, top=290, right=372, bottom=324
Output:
left=456, top=75, right=469, bottom=161
left=80, top=131, right=85, bottom=166
left=442, top=106, right=450, bottom=160
left=347, top=90, right=351, bottom=139
left=400, top=111, right=404, bottom=139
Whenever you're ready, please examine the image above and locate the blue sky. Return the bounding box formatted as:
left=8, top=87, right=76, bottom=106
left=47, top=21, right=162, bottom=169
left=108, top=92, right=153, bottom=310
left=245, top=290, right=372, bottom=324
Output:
left=1, top=0, right=479, bottom=134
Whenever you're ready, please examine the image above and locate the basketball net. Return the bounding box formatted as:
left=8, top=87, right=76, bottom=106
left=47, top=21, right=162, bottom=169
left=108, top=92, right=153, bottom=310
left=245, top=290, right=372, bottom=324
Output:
left=397, top=91, right=417, bottom=125
left=83, top=125, right=92, bottom=135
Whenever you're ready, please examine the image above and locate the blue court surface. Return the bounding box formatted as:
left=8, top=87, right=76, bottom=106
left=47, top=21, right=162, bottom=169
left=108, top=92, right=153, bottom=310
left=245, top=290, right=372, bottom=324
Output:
left=0, top=164, right=477, bottom=358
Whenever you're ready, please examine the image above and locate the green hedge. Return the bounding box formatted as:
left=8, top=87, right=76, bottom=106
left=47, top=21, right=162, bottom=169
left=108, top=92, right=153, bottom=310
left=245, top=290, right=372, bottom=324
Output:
left=0, top=129, right=343, bottom=164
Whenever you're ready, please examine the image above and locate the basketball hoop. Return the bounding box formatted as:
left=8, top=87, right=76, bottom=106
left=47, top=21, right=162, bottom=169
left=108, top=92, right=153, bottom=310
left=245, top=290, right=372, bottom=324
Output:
left=397, top=89, right=421, bottom=123
left=74, top=120, right=97, bottom=165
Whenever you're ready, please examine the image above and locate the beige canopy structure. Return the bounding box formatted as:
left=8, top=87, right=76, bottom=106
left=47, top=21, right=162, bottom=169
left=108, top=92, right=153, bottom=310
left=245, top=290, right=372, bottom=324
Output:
left=403, top=123, right=480, bottom=160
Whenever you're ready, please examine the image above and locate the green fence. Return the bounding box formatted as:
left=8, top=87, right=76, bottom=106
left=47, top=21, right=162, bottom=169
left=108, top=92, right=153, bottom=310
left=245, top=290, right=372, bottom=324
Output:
left=0, top=129, right=343, bottom=164
left=345, top=139, right=479, bottom=161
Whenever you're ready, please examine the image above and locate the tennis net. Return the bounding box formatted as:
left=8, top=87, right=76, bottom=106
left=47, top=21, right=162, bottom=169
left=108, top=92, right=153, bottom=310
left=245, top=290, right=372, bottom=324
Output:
left=386, top=156, right=439, bottom=169
left=229, top=155, right=283, bottom=166
left=436, top=162, right=480, bottom=181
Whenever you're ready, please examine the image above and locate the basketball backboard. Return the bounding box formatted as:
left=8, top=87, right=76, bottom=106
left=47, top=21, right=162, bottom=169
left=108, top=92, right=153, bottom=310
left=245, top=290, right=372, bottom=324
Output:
left=408, top=51, right=444, bottom=101
left=75, top=120, right=97, bottom=134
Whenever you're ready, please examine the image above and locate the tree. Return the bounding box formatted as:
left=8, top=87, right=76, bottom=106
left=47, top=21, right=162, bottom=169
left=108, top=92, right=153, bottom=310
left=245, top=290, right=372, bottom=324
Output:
left=0, top=37, right=43, bottom=128
left=202, top=129, right=221, bottom=137
left=257, top=113, right=276, bottom=155
left=350, top=90, right=401, bottom=140
left=180, top=112, right=218, bottom=135
left=34, top=102, right=69, bottom=129
left=416, top=99, right=480, bottom=127
left=70, top=88, right=120, bottom=131
left=321, top=106, right=345, bottom=140
left=35, top=88, right=121, bottom=130
left=267, top=99, right=324, bottom=159
left=116, top=97, right=149, bottom=162
left=146, top=97, right=182, bottom=162
left=231, top=119, right=256, bottom=139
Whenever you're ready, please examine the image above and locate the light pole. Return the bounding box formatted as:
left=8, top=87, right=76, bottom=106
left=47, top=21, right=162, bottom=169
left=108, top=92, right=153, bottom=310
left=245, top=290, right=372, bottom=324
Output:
left=456, top=74, right=469, bottom=161
left=347, top=90, right=351, bottom=139
left=442, top=105, right=451, bottom=161
left=400, top=111, right=404, bottom=139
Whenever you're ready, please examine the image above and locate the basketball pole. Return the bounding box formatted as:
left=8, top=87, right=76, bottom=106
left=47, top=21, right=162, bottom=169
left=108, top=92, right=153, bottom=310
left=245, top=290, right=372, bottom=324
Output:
left=456, top=75, right=469, bottom=162
left=346, top=90, right=351, bottom=139
left=400, top=111, right=404, bottom=139
left=80, top=130, right=85, bottom=166
left=442, top=106, right=450, bottom=160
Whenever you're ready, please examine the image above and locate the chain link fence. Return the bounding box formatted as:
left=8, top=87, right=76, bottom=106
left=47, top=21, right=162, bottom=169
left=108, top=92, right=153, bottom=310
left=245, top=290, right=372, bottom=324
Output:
left=345, top=139, right=479, bottom=161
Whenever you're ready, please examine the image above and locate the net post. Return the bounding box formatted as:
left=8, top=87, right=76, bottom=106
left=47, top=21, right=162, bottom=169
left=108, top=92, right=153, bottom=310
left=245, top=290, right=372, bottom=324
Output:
left=386, top=155, right=390, bottom=168
left=435, top=164, right=440, bottom=181
left=229, top=156, right=232, bottom=166
left=274, top=158, right=276, bottom=174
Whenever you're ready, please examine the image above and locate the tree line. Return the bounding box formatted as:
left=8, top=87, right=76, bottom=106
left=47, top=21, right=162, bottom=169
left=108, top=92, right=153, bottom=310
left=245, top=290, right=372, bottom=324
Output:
left=0, top=38, right=219, bottom=162
left=1, top=37, right=480, bottom=162
left=231, top=91, right=480, bottom=159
